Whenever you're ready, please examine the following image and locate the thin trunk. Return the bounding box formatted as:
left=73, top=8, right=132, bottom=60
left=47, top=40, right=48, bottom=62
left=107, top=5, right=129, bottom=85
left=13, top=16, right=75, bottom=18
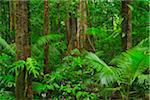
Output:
left=57, top=2, right=61, bottom=33
left=9, top=0, right=16, bottom=43
left=66, top=13, right=71, bottom=46
left=15, top=1, right=31, bottom=99
left=121, top=0, right=132, bottom=51
left=71, top=15, right=77, bottom=49
left=9, top=0, right=16, bottom=31
left=10, top=0, right=15, bottom=31
left=44, top=0, right=50, bottom=74
left=27, top=2, right=33, bottom=99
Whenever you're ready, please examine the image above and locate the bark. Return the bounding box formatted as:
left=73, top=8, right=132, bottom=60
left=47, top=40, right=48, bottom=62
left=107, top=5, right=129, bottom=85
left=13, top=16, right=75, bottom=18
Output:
left=66, top=0, right=94, bottom=53
left=27, top=75, right=33, bottom=99
left=66, top=13, right=77, bottom=52
left=121, top=0, right=132, bottom=51
left=75, top=0, right=94, bottom=51
left=15, top=1, right=31, bottom=99
left=66, top=14, right=71, bottom=46
left=44, top=0, right=50, bottom=74
left=10, top=0, right=15, bottom=31
left=75, top=0, right=82, bottom=50
left=82, top=0, right=88, bottom=49
left=9, top=0, right=16, bottom=43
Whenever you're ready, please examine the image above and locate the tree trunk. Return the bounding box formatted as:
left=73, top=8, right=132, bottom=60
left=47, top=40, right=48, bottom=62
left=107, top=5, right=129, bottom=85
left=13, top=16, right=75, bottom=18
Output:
left=121, top=0, right=132, bottom=51
left=15, top=1, right=31, bottom=99
left=10, top=0, right=16, bottom=31
left=75, top=0, right=94, bottom=51
left=9, top=0, right=16, bottom=43
left=75, top=0, right=82, bottom=50
left=44, top=0, right=50, bottom=74
left=66, top=13, right=71, bottom=47
left=57, top=2, right=61, bottom=33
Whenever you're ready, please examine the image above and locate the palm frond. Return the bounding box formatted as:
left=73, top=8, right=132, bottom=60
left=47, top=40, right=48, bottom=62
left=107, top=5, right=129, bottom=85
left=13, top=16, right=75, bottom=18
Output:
left=85, top=52, right=119, bottom=86
left=111, top=47, right=149, bottom=85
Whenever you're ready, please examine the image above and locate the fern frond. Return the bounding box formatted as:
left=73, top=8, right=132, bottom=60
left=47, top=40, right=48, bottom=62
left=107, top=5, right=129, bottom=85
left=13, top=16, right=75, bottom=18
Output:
left=26, top=58, right=40, bottom=78
left=10, top=60, right=26, bottom=73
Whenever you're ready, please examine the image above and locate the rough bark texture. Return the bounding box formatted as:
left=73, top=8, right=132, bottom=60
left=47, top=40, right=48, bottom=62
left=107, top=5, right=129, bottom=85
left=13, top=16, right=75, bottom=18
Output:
left=27, top=75, right=33, bottom=99
left=44, top=0, right=50, bottom=74
left=15, top=1, right=31, bottom=99
left=121, top=0, right=132, bottom=51
left=66, top=13, right=77, bottom=52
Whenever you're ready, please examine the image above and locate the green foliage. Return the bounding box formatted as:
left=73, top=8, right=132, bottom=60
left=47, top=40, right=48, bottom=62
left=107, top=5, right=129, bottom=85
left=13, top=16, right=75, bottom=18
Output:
left=84, top=46, right=149, bottom=99
left=85, top=52, right=119, bottom=86
left=8, top=57, right=41, bottom=87
left=26, top=58, right=40, bottom=78
left=0, top=36, right=15, bottom=55
left=0, top=0, right=149, bottom=99
left=0, top=89, right=15, bottom=100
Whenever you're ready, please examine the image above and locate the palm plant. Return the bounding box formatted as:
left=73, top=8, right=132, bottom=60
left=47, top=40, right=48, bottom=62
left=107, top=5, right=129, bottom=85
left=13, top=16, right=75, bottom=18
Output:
left=85, top=46, right=149, bottom=99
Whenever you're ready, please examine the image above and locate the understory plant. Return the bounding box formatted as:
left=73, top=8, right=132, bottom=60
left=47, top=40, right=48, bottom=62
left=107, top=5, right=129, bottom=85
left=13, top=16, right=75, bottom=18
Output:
left=86, top=46, right=149, bottom=99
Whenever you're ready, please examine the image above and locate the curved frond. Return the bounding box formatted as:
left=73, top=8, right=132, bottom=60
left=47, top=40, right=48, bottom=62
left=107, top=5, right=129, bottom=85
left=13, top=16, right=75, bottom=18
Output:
left=85, top=52, right=119, bottom=86
left=111, top=47, right=149, bottom=85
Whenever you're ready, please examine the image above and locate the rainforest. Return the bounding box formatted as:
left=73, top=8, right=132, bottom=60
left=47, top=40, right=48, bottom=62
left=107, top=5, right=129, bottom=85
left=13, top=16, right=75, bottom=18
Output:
left=0, top=0, right=149, bottom=100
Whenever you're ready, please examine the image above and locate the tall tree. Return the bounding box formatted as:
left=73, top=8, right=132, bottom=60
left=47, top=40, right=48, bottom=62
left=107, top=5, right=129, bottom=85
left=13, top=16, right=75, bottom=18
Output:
left=75, top=0, right=94, bottom=51
left=65, top=0, right=77, bottom=52
left=15, top=0, right=31, bottom=99
left=121, top=0, right=132, bottom=51
left=44, top=0, right=50, bottom=74
left=75, top=0, right=82, bottom=50
left=66, top=13, right=77, bottom=52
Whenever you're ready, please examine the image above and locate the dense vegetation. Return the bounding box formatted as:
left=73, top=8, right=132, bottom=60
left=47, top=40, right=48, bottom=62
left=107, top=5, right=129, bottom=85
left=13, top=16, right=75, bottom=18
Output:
left=0, top=0, right=149, bottom=100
